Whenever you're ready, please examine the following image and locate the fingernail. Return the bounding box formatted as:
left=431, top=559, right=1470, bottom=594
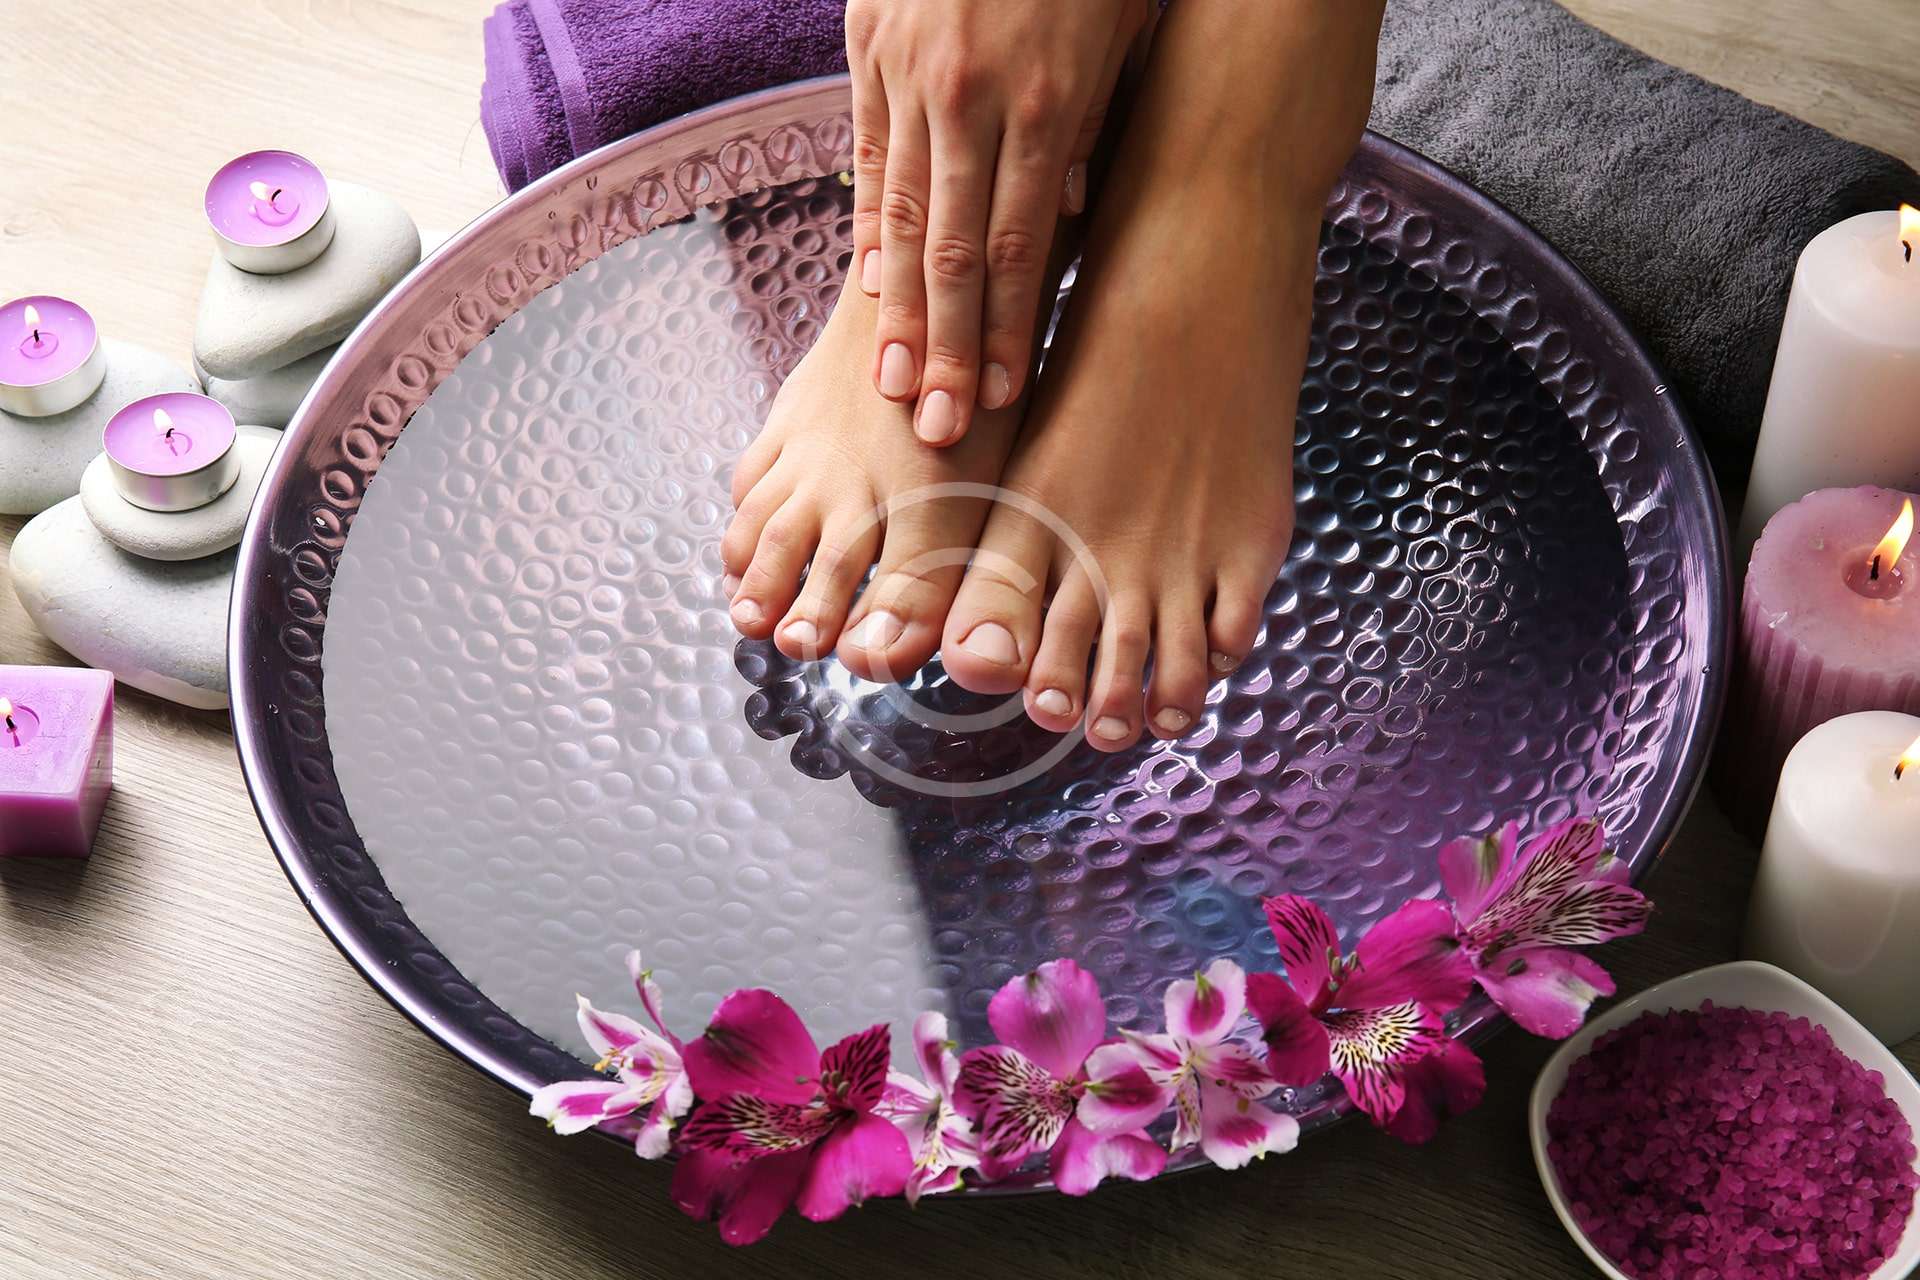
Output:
left=878, top=342, right=916, bottom=398
left=917, top=389, right=958, bottom=443
left=1064, top=164, right=1086, bottom=215
left=731, top=598, right=763, bottom=627
left=721, top=573, right=741, bottom=597
left=1209, top=651, right=1237, bottom=674
left=1154, top=708, right=1192, bottom=735
left=1091, top=715, right=1130, bottom=742
left=783, top=618, right=819, bottom=649
left=1034, top=688, right=1072, bottom=717
left=979, top=362, right=1012, bottom=410
left=860, top=248, right=881, bottom=294
left=960, top=622, right=1018, bottom=665
left=850, top=610, right=903, bottom=649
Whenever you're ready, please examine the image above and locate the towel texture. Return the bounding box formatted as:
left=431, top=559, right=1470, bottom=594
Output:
left=479, top=0, right=1918, bottom=475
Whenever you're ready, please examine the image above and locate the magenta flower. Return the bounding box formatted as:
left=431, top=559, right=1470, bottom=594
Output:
left=670, top=991, right=911, bottom=1246
left=954, top=959, right=1170, bottom=1195
left=528, top=950, right=691, bottom=1158
left=1097, top=959, right=1300, bottom=1169
left=1441, top=817, right=1651, bottom=1038
left=873, top=1011, right=979, bottom=1204
left=1246, top=895, right=1477, bottom=1135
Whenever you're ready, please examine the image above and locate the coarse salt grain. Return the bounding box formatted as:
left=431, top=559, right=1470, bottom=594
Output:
left=1547, top=1003, right=1917, bottom=1280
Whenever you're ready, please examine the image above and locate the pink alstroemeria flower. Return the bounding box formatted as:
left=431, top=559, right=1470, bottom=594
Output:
left=1247, top=895, right=1477, bottom=1136
left=954, top=959, right=1170, bottom=1195
left=1441, top=817, right=1652, bottom=1038
left=670, top=991, right=911, bottom=1246
left=1095, top=959, right=1300, bottom=1169
left=528, top=950, right=691, bottom=1158
left=873, top=1011, right=979, bottom=1204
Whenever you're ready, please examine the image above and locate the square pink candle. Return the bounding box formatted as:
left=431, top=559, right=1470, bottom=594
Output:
left=0, top=665, right=114, bottom=858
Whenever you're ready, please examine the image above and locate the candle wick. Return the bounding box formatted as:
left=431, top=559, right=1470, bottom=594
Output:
left=30, top=328, right=40, bottom=344
left=1906, top=238, right=1914, bottom=265
left=1871, top=554, right=1883, bottom=582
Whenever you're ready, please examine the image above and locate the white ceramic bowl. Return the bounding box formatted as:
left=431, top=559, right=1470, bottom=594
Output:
left=1529, top=960, right=1920, bottom=1280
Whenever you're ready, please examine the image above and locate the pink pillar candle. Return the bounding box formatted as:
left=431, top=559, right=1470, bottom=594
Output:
left=0, top=295, right=107, bottom=417
left=0, top=666, right=113, bottom=859
left=102, top=392, right=241, bottom=512
left=204, top=150, right=336, bottom=274
left=1717, top=486, right=1920, bottom=834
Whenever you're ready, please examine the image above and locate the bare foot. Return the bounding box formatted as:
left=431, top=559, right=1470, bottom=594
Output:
left=723, top=277, right=1021, bottom=680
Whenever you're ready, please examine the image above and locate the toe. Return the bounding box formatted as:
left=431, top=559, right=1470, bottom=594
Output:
left=1205, top=568, right=1272, bottom=678
left=730, top=496, right=825, bottom=640
left=837, top=491, right=990, bottom=684
left=1146, top=593, right=1209, bottom=740
left=730, top=429, right=784, bottom=510
left=776, top=511, right=884, bottom=661
left=1023, top=569, right=1102, bottom=733
left=1083, top=595, right=1152, bottom=752
left=721, top=468, right=791, bottom=580
left=938, top=508, right=1053, bottom=695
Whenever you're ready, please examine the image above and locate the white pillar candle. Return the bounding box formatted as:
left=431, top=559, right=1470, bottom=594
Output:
left=1743, top=710, right=1920, bottom=1044
left=1737, top=207, right=1920, bottom=564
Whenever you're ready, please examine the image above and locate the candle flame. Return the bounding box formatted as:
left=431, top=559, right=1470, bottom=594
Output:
left=1903, top=204, right=1920, bottom=260
left=249, top=180, right=273, bottom=202
left=0, top=697, right=11, bottom=720
left=22, top=303, right=40, bottom=331
left=1869, top=498, right=1915, bottom=580
left=1897, top=730, right=1920, bottom=781
left=153, top=408, right=174, bottom=437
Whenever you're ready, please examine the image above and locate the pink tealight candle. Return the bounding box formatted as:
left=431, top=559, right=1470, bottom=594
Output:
left=0, top=665, right=113, bottom=859
left=204, top=150, right=336, bottom=274
left=102, top=392, right=241, bottom=512
left=0, top=294, right=107, bottom=417
left=1716, top=486, right=1920, bottom=834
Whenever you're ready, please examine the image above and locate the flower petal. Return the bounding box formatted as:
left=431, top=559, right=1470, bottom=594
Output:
left=1467, top=817, right=1649, bottom=955
left=575, top=995, right=652, bottom=1063
left=954, top=1045, right=1075, bottom=1171
left=1474, top=945, right=1616, bottom=1038
left=682, top=989, right=819, bottom=1105
left=911, top=1010, right=958, bottom=1097
left=670, top=1146, right=810, bottom=1247
left=818, top=1023, right=893, bottom=1111
left=679, top=1094, right=837, bottom=1158
left=1197, top=1080, right=1300, bottom=1169
left=1337, top=898, right=1473, bottom=1012
left=1078, top=1043, right=1173, bottom=1133
left=625, top=948, right=680, bottom=1047
left=1196, top=1040, right=1279, bottom=1097
left=1246, top=971, right=1333, bottom=1086
left=1164, top=958, right=1247, bottom=1044
left=1049, top=1118, right=1166, bottom=1196
left=529, top=1078, right=643, bottom=1135
left=875, top=1071, right=936, bottom=1125
left=1324, top=1001, right=1445, bottom=1128
left=1383, top=1039, right=1486, bottom=1143
left=905, top=1164, right=965, bottom=1205
left=794, top=1112, right=913, bottom=1220
left=1438, top=823, right=1516, bottom=922
left=1262, top=895, right=1338, bottom=1003
left=986, top=959, right=1108, bottom=1082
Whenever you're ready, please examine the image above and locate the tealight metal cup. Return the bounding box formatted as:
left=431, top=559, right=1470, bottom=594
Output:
left=0, top=334, right=107, bottom=417
left=212, top=198, right=337, bottom=275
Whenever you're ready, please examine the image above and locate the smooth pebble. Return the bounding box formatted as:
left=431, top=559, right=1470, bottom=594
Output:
left=79, top=425, right=282, bottom=561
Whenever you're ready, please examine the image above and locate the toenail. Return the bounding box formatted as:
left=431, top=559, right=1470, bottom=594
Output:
left=721, top=573, right=741, bottom=597
left=960, top=622, right=1019, bottom=665
left=878, top=343, right=916, bottom=399
left=1155, top=708, right=1193, bottom=735
left=1063, top=164, right=1086, bottom=215
left=917, top=389, right=959, bottom=444
left=783, top=619, right=819, bottom=648
left=850, top=610, right=903, bottom=649
left=1034, top=688, right=1072, bottom=717
left=1209, top=650, right=1238, bottom=674
left=980, top=363, right=1012, bottom=410
left=1091, top=716, right=1131, bottom=742
left=731, top=598, right=763, bottom=626
left=860, top=248, right=881, bottom=294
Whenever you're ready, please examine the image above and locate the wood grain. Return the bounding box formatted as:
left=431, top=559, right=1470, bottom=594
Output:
left=1, top=3, right=1914, bottom=1277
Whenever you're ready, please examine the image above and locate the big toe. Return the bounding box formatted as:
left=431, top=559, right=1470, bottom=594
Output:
left=937, top=508, right=1053, bottom=696
left=837, top=491, right=989, bottom=684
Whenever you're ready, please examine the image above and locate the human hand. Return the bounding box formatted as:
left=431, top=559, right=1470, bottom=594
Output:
left=845, top=0, right=1150, bottom=445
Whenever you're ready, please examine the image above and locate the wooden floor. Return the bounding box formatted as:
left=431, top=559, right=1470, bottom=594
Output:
left=1, top=3, right=1915, bottom=1278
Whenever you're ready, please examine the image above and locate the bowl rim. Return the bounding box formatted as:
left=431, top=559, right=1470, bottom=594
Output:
left=1528, top=960, right=1920, bottom=1279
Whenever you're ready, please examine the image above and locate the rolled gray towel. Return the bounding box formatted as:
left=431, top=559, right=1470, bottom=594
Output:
left=1369, top=0, right=1918, bottom=484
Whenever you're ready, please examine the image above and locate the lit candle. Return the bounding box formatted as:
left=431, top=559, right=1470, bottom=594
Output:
left=203, top=150, right=336, bottom=274
left=1717, top=487, right=1920, bottom=833
left=1743, top=710, right=1920, bottom=1043
left=0, top=295, right=108, bottom=417
left=1736, top=206, right=1920, bottom=563
left=101, top=392, right=241, bottom=512
left=0, top=665, right=114, bottom=859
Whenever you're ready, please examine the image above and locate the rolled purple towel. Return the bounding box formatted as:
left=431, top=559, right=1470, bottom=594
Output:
left=481, top=0, right=846, bottom=191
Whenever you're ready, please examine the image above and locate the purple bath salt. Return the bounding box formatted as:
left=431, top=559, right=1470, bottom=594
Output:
left=1547, top=1003, right=1917, bottom=1280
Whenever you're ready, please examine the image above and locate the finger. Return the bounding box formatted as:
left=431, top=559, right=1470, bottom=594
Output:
left=976, top=120, right=1067, bottom=412
left=1059, top=13, right=1139, bottom=216
left=849, top=51, right=888, bottom=297
left=873, top=101, right=932, bottom=404
left=912, top=110, right=998, bottom=445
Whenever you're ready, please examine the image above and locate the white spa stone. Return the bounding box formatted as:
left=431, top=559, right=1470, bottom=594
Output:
left=194, top=181, right=421, bottom=381
left=80, top=425, right=281, bottom=562
left=10, top=497, right=233, bottom=710
left=0, top=340, right=199, bottom=516
left=200, top=347, right=335, bottom=430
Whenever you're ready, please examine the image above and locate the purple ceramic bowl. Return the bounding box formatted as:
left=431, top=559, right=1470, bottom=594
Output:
left=231, top=78, right=1729, bottom=1191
